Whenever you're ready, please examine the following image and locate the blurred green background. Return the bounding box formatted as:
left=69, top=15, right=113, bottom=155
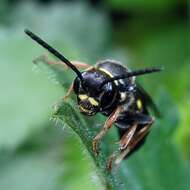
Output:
left=0, top=0, right=189, bottom=190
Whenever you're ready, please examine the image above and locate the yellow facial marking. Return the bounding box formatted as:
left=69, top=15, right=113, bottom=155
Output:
left=137, top=99, right=142, bottom=110
left=79, top=105, right=90, bottom=113
left=88, top=97, right=99, bottom=106
left=78, top=94, right=88, bottom=100
left=78, top=95, right=99, bottom=107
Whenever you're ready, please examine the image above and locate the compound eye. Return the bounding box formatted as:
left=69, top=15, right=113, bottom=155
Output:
left=101, top=91, right=114, bottom=107
left=99, top=83, right=116, bottom=108
left=73, top=77, right=81, bottom=93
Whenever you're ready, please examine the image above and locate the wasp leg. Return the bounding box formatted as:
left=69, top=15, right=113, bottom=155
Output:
left=92, top=106, right=123, bottom=155
left=115, top=121, right=153, bottom=166
left=119, top=123, right=138, bottom=150
left=107, top=151, right=119, bottom=171
left=33, top=54, right=47, bottom=64
left=107, top=113, right=154, bottom=170
left=70, top=61, right=92, bottom=69
left=33, top=54, right=91, bottom=69
left=63, top=82, right=74, bottom=101
left=107, top=124, right=138, bottom=170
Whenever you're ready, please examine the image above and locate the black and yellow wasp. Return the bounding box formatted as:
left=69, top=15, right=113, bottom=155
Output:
left=25, top=29, right=162, bottom=169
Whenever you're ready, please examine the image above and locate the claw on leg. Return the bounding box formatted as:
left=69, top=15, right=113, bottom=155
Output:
left=33, top=54, right=48, bottom=64
left=115, top=148, right=130, bottom=166
left=107, top=152, right=118, bottom=171
left=92, top=129, right=108, bottom=155
left=92, top=137, right=100, bottom=155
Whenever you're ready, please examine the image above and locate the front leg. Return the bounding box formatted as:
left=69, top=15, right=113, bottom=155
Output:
left=33, top=55, right=91, bottom=101
left=92, top=106, right=123, bottom=155
left=63, top=82, right=74, bottom=101
left=33, top=54, right=91, bottom=69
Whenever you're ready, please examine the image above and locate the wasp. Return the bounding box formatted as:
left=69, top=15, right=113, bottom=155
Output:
left=25, top=29, right=162, bottom=169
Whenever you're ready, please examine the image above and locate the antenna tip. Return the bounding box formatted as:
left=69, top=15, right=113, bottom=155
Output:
left=151, top=66, right=164, bottom=72
left=159, top=66, right=164, bottom=71
left=24, top=28, right=31, bottom=36
left=24, top=28, right=28, bottom=33
left=155, top=66, right=164, bottom=72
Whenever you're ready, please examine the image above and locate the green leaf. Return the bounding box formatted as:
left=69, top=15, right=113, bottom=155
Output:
left=2, top=1, right=190, bottom=190
left=38, top=54, right=190, bottom=189
left=0, top=122, right=103, bottom=190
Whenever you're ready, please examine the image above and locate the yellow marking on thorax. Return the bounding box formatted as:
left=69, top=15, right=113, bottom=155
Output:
left=99, top=68, right=118, bottom=85
left=99, top=68, right=114, bottom=77
left=137, top=99, right=143, bottom=110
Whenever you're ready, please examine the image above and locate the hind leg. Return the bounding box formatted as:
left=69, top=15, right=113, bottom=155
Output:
left=107, top=112, right=154, bottom=170
left=107, top=123, right=137, bottom=170
left=114, top=123, right=152, bottom=166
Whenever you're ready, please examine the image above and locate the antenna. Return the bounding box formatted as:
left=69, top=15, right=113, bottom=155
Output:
left=24, top=29, right=83, bottom=80
left=100, top=67, right=163, bottom=88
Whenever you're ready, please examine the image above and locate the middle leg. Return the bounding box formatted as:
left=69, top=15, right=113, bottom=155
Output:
left=92, top=106, right=123, bottom=155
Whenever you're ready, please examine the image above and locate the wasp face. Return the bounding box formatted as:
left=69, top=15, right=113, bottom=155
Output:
left=73, top=70, right=118, bottom=115
left=73, top=73, right=101, bottom=116
left=77, top=94, right=100, bottom=116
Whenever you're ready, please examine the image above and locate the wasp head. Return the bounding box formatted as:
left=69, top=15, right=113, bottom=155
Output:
left=73, top=69, right=118, bottom=116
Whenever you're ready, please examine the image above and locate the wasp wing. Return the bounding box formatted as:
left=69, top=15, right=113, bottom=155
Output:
left=136, top=82, right=160, bottom=117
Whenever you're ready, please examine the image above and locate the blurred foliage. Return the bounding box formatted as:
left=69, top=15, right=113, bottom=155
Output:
left=106, top=0, right=183, bottom=11
left=0, top=0, right=190, bottom=190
